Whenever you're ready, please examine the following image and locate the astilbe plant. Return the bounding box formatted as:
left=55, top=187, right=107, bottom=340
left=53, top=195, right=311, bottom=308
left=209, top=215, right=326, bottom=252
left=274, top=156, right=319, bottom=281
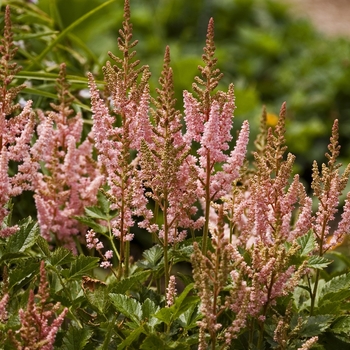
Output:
left=7, top=261, right=68, bottom=350
left=88, top=0, right=153, bottom=278
left=31, top=63, right=103, bottom=253
left=139, top=46, right=202, bottom=287
left=183, top=17, right=249, bottom=254
left=0, top=5, right=35, bottom=238
left=3, top=1, right=350, bottom=349
left=309, top=118, right=350, bottom=314
left=192, top=105, right=311, bottom=349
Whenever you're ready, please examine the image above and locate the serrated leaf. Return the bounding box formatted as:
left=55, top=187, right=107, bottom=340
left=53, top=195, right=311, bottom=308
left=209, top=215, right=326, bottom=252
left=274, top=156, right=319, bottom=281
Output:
left=0, top=252, right=29, bottom=264
left=308, top=255, right=332, bottom=269
left=36, top=235, right=51, bottom=257
left=317, top=273, right=350, bottom=312
left=60, top=324, right=93, bottom=350
left=68, top=256, right=99, bottom=280
left=85, top=285, right=109, bottom=314
left=173, top=283, right=195, bottom=310
left=320, top=273, right=350, bottom=299
left=110, top=270, right=151, bottom=294
left=332, top=316, right=350, bottom=336
left=9, top=260, right=40, bottom=291
left=178, top=303, right=201, bottom=330
left=297, top=231, right=315, bottom=256
left=142, top=298, right=160, bottom=328
left=142, top=298, right=159, bottom=319
left=109, top=293, right=142, bottom=325
left=141, top=245, right=163, bottom=267
left=300, top=315, right=334, bottom=337
left=154, top=307, right=173, bottom=326
left=50, top=247, right=74, bottom=267
left=7, top=217, right=39, bottom=253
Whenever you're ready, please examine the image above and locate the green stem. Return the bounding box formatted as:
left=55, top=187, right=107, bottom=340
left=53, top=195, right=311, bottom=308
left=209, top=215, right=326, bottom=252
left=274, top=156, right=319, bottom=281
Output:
left=125, top=240, right=130, bottom=277
left=163, top=197, right=170, bottom=295
left=310, top=269, right=320, bottom=315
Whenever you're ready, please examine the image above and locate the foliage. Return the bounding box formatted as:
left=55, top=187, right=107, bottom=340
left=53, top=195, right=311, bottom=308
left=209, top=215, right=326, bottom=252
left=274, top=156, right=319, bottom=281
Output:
left=1, top=1, right=350, bottom=349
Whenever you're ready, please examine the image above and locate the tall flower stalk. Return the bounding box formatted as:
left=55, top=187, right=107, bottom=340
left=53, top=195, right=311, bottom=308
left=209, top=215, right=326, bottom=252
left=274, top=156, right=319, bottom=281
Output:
left=8, top=261, right=68, bottom=350
left=89, top=0, right=152, bottom=278
left=309, top=119, right=350, bottom=314
left=139, top=46, right=200, bottom=289
left=31, top=63, right=103, bottom=252
left=0, top=6, right=35, bottom=237
left=183, top=18, right=249, bottom=254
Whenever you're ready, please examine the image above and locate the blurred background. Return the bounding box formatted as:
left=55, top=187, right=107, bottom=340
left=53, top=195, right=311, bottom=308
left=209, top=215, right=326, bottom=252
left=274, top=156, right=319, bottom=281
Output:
left=2, top=0, right=350, bottom=191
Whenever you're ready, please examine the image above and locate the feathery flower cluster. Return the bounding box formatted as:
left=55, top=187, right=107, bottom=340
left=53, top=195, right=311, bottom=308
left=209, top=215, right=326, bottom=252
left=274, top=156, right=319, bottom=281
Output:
left=89, top=0, right=152, bottom=276
left=193, top=105, right=313, bottom=346
left=8, top=261, right=68, bottom=350
left=183, top=18, right=249, bottom=253
left=0, top=6, right=35, bottom=237
left=192, top=206, right=231, bottom=349
left=139, top=46, right=202, bottom=245
left=311, top=119, right=350, bottom=253
left=31, top=63, right=103, bottom=252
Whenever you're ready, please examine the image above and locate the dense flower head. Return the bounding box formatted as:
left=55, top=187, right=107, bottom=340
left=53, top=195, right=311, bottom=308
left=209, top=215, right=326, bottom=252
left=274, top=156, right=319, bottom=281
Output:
left=32, top=64, right=103, bottom=251
left=0, top=7, right=35, bottom=237
left=8, top=261, right=68, bottom=350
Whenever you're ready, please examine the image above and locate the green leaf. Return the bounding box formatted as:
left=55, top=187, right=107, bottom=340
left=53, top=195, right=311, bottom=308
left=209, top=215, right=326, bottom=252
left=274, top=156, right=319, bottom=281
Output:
left=36, top=235, right=51, bottom=257
left=299, top=315, right=334, bottom=337
left=109, top=293, right=142, bottom=325
left=0, top=252, right=29, bottom=265
left=173, top=283, right=196, bottom=310
left=99, top=316, right=117, bottom=350
left=154, top=307, right=173, bottom=326
left=297, top=231, right=315, bottom=256
left=97, top=191, right=113, bottom=216
left=49, top=247, right=74, bottom=267
left=67, top=255, right=99, bottom=280
left=138, top=245, right=163, bottom=269
left=142, top=298, right=161, bottom=328
left=110, top=270, right=151, bottom=294
left=60, top=324, right=93, bottom=350
left=25, top=0, right=117, bottom=70
left=316, top=273, right=350, bottom=313
left=319, top=273, right=350, bottom=299
left=332, top=316, right=350, bottom=336
left=308, top=255, right=332, bottom=269
left=84, top=206, right=111, bottom=220
left=140, top=334, right=167, bottom=350
left=9, top=259, right=40, bottom=291
left=85, top=284, right=109, bottom=314
left=74, top=216, right=108, bottom=234
left=7, top=217, right=39, bottom=253
left=118, top=325, right=145, bottom=350
left=142, top=298, right=159, bottom=319
left=154, top=283, right=199, bottom=326
left=178, top=303, right=201, bottom=330
left=140, top=334, right=188, bottom=350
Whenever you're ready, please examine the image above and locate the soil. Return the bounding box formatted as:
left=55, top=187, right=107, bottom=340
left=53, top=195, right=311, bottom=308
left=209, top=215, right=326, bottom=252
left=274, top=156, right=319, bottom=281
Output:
left=282, top=0, right=350, bottom=38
